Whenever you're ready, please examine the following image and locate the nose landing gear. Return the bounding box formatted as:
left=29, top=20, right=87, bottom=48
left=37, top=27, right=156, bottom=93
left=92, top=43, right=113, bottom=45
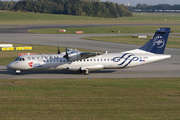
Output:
left=16, top=70, right=21, bottom=75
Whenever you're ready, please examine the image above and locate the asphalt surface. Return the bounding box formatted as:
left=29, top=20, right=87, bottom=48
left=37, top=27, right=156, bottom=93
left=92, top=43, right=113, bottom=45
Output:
left=0, top=24, right=180, bottom=79
left=1, top=23, right=180, bottom=33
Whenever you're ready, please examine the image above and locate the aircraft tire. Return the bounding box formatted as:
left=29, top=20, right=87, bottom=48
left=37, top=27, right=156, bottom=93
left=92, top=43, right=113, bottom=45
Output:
left=16, top=70, right=21, bottom=75
left=83, top=69, right=89, bottom=75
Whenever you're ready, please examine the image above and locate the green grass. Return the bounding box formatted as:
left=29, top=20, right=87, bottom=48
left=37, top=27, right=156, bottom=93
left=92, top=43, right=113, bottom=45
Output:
left=1, top=11, right=180, bottom=25
left=0, top=11, right=122, bottom=25
left=0, top=11, right=112, bottom=25
left=172, top=34, right=180, bottom=36
left=0, top=78, right=180, bottom=119
left=82, top=35, right=180, bottom=49
left=0, top=42, right=98, bottom=65
left=29, top=25, right=180, bottom=34
left=131, top=12, right=180, bottom=21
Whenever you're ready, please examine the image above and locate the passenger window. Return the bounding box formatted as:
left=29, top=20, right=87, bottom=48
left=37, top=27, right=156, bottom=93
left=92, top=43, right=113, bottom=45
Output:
left=104, top=59, right=106, bottom=61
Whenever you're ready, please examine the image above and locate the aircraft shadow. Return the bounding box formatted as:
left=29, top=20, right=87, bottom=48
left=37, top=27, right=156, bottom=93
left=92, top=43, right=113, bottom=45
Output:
left=3, top=68, right=115, bottom=75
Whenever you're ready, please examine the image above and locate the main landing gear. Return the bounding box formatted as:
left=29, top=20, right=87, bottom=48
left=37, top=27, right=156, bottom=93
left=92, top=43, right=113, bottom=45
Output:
left=82, top=69, right=89, bottom=75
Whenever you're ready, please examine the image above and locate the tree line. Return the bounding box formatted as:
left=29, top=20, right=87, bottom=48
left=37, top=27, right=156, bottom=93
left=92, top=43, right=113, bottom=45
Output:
left=0, top=1, right=16, bottom=10
left=0, top=0, right=132, bottom=18
left=128, top=4, right=180, bottom=12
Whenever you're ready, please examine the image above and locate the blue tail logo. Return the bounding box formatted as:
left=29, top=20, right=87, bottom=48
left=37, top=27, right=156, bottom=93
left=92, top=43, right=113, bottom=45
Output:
left=153, top=36, right=165, bottom=48
left=139, top=27, right=171, bottom=54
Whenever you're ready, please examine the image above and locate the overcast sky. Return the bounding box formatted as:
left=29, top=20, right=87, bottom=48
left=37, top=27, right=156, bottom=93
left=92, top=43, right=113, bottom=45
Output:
left=101, top=0, right=180, bottom=6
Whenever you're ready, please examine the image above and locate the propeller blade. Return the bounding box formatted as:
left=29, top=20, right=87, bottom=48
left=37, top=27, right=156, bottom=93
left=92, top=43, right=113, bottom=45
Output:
left=58, top=46, right=60, bottom=54
left=63, top=47, right=69, bottom=60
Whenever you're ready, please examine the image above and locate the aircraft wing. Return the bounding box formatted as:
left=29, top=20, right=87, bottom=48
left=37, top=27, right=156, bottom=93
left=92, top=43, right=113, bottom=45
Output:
left=67, top=51, right=102, bottom=60
left=80, top=52, right=101, bottom=58
left=63, top=48, right=102, bottom=60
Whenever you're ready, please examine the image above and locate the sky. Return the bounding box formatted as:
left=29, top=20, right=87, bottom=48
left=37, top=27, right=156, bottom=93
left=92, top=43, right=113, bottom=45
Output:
left=101, top=0, right=180, bottom=6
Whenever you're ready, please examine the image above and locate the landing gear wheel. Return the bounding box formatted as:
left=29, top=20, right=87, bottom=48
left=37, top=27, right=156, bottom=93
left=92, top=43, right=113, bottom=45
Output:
left=83, top=69, right=89, bottom=75
left=16, top=70, right=21, bottom=75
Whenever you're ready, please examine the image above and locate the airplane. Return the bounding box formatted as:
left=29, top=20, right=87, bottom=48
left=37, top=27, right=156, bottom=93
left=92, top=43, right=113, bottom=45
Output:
left=7, top=27, right=171, bottom=75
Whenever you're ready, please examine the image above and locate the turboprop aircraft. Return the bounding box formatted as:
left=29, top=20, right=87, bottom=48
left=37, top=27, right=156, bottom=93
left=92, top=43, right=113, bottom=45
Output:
left=7, top=27, right=171, bottom=75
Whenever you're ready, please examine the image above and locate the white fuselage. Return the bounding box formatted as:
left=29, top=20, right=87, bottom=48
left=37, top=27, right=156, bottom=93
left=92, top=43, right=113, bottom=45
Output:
left=7, top=50, right=171, bottom=73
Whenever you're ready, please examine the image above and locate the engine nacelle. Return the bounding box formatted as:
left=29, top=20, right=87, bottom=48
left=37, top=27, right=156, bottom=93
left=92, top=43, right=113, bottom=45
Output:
left=65, top=66, right=80, bottom=71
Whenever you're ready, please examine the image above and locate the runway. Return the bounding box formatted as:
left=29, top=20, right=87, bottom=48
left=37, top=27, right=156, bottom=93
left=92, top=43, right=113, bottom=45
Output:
left=0, top=25, right=180, bottom=79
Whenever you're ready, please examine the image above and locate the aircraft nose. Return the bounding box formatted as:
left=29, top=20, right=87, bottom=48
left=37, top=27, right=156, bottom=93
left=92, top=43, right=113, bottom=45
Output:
left=7, top=62, right=15, bottom=69
left=7, top=63, right=12, bottom=69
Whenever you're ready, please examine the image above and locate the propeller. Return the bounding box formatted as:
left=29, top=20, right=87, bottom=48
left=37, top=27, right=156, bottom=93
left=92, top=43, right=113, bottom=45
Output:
left=57, top=46, right=60, bottom=54
left=63, top=47, right=69, bottom=61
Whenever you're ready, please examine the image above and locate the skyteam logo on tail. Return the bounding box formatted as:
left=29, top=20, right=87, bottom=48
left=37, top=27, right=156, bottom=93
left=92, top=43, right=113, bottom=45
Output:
left=153, top=36, right=165, bottom=48
left=113, top=53, right=139, bottom=68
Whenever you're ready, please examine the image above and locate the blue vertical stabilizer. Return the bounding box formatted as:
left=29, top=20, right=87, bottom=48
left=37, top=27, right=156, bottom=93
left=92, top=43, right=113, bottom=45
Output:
left=139, top=27, right=170, bottom=54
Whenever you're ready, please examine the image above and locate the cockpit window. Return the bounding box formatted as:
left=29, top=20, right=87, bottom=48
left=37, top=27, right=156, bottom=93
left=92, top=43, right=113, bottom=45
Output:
left=15, top=56, right=20, bottom=61
left=15, top=56, right=25, bottom=61
left=18, top=58, right=25, bottom=61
